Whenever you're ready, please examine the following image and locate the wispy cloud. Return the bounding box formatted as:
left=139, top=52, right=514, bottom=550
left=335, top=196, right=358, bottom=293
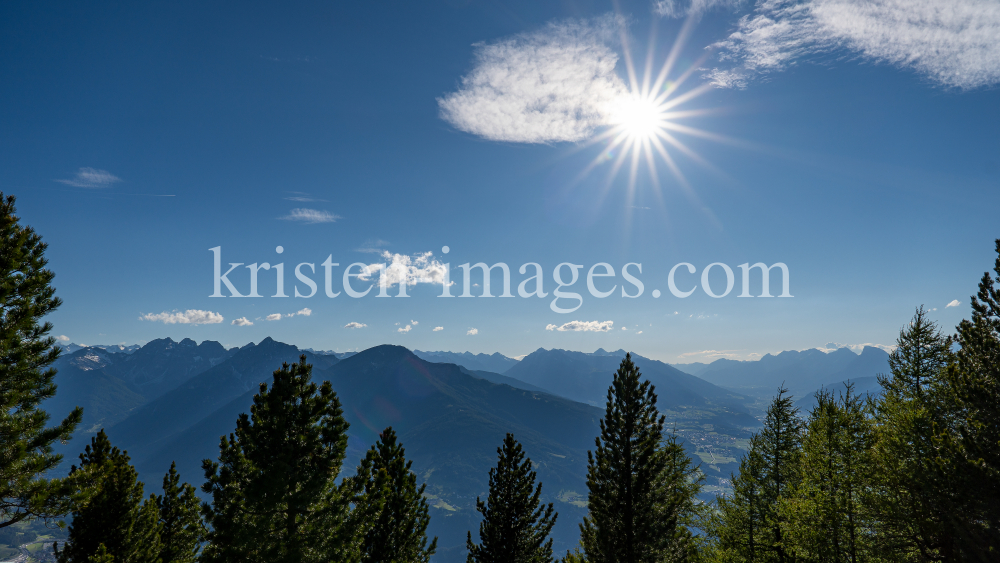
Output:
left=265, top=313, right=282, bottom=321
left=345, top=322, right=367, bottom=329
left=232, top=317, right=253, bottom=326
left=677, top=349, right=743, bottom=360
left=356, top=239, right=391, bottom=254
left=654, top=0, right=742, bottom=19
left=140, top=309, right=223, bottom=325
left=467, top=328, right=479, bottom=335
left=710, top=0, right=1000, bottom=90
left=284, top=191, right=328, bottom=203
left=438, top=15, right=628, bottom=143
left=946, top=299, right=961, bottom=308
left=55, top=335, right=71, bottom=342
left=433, top=326, right=444, bottom=332
left=296, top=308, right=312, bottom=316
left=56, top=167, right=122, bottom=188
left=279, top=208, right=340, bottom=224
left=546, top=320, right=615, bottom=332
left=398, top=324, right=413, bottom=333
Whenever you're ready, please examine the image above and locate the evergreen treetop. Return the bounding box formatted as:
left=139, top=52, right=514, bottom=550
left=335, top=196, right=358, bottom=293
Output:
left=0, top=192, right=83, bottom=528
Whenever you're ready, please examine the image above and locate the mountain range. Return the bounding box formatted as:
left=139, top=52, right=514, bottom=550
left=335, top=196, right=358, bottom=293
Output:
left=44, top=338, right=892, bottom=561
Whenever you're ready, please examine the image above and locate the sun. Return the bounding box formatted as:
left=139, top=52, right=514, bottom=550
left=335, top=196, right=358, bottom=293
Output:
left=610, top=94, right=666, bottom=143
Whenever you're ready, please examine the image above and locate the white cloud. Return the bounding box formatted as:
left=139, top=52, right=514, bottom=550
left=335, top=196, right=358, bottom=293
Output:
left=946, top=299, right=961, bottom=308
left=285, top=192, right=327, bottom=202
left=438, top=15, right=629, bottom=143
left=710, top=0, right=1000, bottom=90
left=546, top=320, right=615, bottom=332
left=279, top=208, right=340, bottom=224
left=433, top=326, right=444, bottom=331
left=654, top=0, right=742, bottom=19
left=637, top=330, right=643, bottom=334
left=398, top=324, right=413, bottom=333
left=364, top=251, right=450, bottom=288
left=677, top=349, right=743, bottom=359
left=266, top=313, right=282, bottom=321
left=411, top=320, right=419, bottom=325
left=140, top=309, right=224, bottom=325
left=232, top=317, right=254, bottom=326
left=621, top=326, right=628, bottom=330
left=345, top=322, right=367, bottom=329
left=296, top=308, right=312, bottom=316
left=467, top=328, right=479, bottom=335
left=55, top=335, right=71, bottom=342
left=56, top=167, right=122, bottom=188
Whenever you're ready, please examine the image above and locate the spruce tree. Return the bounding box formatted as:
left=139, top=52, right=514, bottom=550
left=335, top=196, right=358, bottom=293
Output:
left=943, top=238, right=1000, bottom=557
left=158, top=462, right=205, bottom=563
left=580, top=353, right=700, bottom=563
left=54, top=430, right=161, bottom=563
left=871, top=307, right=959, bottom=561
left=466, top=433, right=557, bottom=563
left=201, top=355, right=361, bottom=563
left=0, top=192, right=83, bottom=528
left=710, top=387, right=803, bottom=563
left=357, top=427, right=436, bottom=563
left=782, top=385, right=876, bottom=562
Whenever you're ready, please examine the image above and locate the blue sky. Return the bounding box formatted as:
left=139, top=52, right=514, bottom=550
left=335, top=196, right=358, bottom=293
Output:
left=4, top=0, right=998, bottom=362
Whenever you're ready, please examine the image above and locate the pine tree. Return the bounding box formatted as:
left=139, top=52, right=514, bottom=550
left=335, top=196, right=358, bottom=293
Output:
left=580, top=353, right=701, bottom=563
left=54, top=431, right=161, bottom=563
left=466, top=433, right=558, bottom=563
left=661, top=433, right=705, bottom=562
left=782, top=385, right=877, bottom=562
left=200, top=355, right=361, bottom=563
left=942, top=238, right=1000, bottom=558
left=871, top=307, right=959, bottom=561
left=0, top=192, right=83, bottom=528
left=357, top=427, right=436, bottom=563
left=710, top=387, right=803, bottom=563
left=157, top=462, right=205, bottom=563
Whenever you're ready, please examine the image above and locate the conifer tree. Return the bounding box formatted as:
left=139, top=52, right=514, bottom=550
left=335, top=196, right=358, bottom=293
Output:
left=710, top=387, right=803, bottom=563
left=466, top=433, right=557, bottom=563
left=782, top=385, right=876, bottom=562
left=580, top=353, right=700, bottom=563
left=0, top=192, right=84, bottom=528
left=357, top=427, right=436, bottom=563
left=201, top=356, right=361, bottom=563
left=55, top=431, right=161, bottom=563
left=871, top=308, right=960, bottom=561
left=158, top=462, right=205, bottom=563
left=943, top=239, right=1000, bottom=557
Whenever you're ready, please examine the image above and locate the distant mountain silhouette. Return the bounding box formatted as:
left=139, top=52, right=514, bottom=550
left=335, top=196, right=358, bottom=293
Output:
left=503, top=348, right=757, bottom=434
left=46, top=338, right=235, bottom=432
left=677, top=347, right=890, bottom=397
left=413, top=350, right=519, bottom=374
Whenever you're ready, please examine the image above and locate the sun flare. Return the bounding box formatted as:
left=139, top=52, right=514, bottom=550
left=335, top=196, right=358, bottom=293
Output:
left=611, top=94, right=666, bottom=143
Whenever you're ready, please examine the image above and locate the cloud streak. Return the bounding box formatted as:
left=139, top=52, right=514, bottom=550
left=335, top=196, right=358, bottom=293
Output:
left=56, top=167, right=122, bottom=188
left=710, top=0, right=1000, bottom=90
left=545, top=320, right=615, bottom=332
left=140, top=309, right=223, bottom=325
left=438, top=15, right=629, bottom=143
left=345, top=322, right=367, bottom=329
left=232, top=317, right=253, bottom=326
left=280, top=208, right=340, bottom=224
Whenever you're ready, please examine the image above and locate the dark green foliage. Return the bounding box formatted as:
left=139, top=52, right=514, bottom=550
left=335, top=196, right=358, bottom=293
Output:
left=467, top=433, right=557, bottom=563
left=580, top=353, right=702, bottom=563
left=55, top=431, right=161, bottom=563
left=157, top=462, right=205, bottom=563
left=358, top=427, right=436, bottom=563
left=871, top=307, right=960, bottom=561
left=200, top=355, right=361, bottom=563
left=0, top=192, right=83, bottom=528
left=943, top=239, right=1000, bottom=558
left=711, top=387, right=803, bottom=562
left=782, top=385, right=877, bottom=562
